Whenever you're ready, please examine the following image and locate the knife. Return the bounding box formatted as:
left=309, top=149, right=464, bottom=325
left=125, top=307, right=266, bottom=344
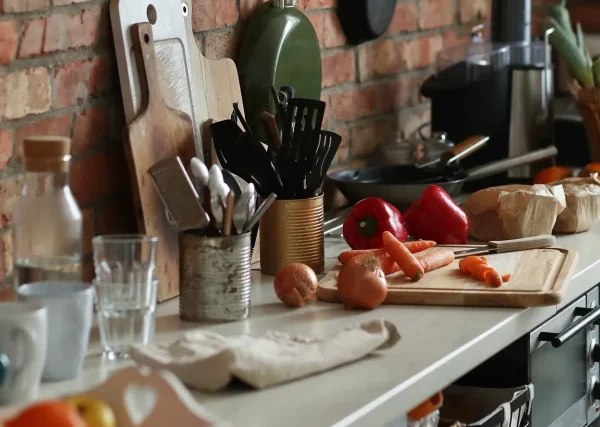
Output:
left=437, top=235, right=557, bottom=258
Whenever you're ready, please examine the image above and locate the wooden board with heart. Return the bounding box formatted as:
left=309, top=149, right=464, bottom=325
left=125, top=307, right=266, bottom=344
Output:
left=317, top=247, right=579, bottom=308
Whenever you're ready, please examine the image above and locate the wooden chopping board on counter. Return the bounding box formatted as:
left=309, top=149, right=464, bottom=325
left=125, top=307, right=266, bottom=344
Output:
left=317, top=247, right=579, bottom=308
left=110, top=0, right=208, bottom=160
left=124, top=23, right=195, bottom=302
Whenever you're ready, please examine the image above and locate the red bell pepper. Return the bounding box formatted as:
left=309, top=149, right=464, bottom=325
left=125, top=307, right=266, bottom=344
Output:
left=343, top=198, right=408, bottom=250
left=403, top=185, right=469, bottom=245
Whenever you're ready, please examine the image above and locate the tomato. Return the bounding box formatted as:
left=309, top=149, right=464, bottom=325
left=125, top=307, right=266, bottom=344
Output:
left=5, top=401, right=86, bottom=427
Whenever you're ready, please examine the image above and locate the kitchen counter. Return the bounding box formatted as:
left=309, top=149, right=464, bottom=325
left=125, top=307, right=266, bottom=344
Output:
left=5, top=226, right=600, bottom=427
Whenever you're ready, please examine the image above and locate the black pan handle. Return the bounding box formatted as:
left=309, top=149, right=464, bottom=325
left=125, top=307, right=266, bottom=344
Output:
left=465, top=146, right=558, bottom=182
left=538, top=306, right=600, bottom=348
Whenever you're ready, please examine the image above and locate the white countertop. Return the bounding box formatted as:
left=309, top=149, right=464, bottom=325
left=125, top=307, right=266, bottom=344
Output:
left=7, top=226, right=600, bottom=427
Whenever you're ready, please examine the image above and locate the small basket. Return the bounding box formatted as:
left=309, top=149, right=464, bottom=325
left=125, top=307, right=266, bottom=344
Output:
left=577, top=87, right=600, bottom=162
left=179, top=232, right=252, bottom=322
left=258, top=194, right=325, bottom=275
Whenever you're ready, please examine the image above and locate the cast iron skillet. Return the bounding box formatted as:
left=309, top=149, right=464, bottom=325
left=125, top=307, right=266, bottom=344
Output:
left=328, top=146, right=558, bottom=211
left=337, top=0, right=397, bottom=45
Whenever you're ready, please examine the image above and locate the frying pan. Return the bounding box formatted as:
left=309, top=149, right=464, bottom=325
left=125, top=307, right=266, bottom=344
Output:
left=328, top=146, right=558, bottom=210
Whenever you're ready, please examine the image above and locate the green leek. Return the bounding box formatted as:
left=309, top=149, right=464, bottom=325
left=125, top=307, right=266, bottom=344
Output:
left=548, top=17, right=594, bottom=89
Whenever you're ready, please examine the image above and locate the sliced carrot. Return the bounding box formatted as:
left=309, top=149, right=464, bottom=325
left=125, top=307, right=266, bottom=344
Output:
left=415, top=249, right=455, bottom=273
left=348, top=251, right=400, bottom=275
left=484, top=269, right=503, bottom=287
left=382, top=231, right=424, bottom=281
left=465, top=257, right=488, bottom=276
left=501, top=274, right=511, bottom=283
left=458, top=258, right=470, bottom=274
left=337, top=240, right=436, bottom=264
left=474, top=264, right=494, bottom=281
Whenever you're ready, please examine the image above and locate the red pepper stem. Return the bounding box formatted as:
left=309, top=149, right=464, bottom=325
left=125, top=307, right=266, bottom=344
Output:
left=357, top=217, right=378, bottom=238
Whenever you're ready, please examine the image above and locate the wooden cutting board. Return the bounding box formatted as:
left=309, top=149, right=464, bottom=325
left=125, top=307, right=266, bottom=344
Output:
left=110, top=0, right=209, bottom=160
left=317, top=247, right=579, bottom=308
left=124, top=23, right=195, bottom=302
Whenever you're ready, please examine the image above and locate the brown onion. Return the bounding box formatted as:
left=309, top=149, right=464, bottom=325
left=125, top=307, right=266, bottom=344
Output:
left=274, top=263, right=318, bottom=307
left=337, top=259, right=387, bottom=310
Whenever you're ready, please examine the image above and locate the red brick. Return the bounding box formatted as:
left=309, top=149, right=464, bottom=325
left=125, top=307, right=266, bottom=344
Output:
left=15, top=114, right=73, bottom=159
left=332, top=127, right=350, bottom=164
left=72, top=108, right=107, bottom=154
left=19, top=18, right=44, bottom=58
left=418, top=0, right=456, bottom=29
left=0, top=233, right=13, bottom=282
left=52, top=0, right=92, bottom=5
left=301, top=0, right=335, bottom=10
left=322, top=50, right=355, bottom=88
left=380, top=75, right=423, bottom=113
left=2, top=0, right=48, bottom=12
left=44, top=14, right=69, bottom=53
left=0, top=20, right=18, bottom=65
left=0, top=131, right=13, bottom=170
left=350, top=118, right=396, bottom=157
left=308, top=13, right=324, bottom=47
left=53, top=57, right=112, bottom=108
left=239, top=0, right=268, bottom=20
left=460, top=0, right=490, bottom=23
left=401, top=34, right=443, bottom=70
left=387, top=2, right=418, bottom=34
left=0, top=68, right=51, bottom=120
left=323, top=11, right=346, bottom=48
left=358, top=39, right=403, bottom=81
left=0, top=175, right=24, bottom=227
left=44, top=7, right=102, bottom=53
left=330, top=85, right=381, bottom=122
left=442, top=28, right=470, bottom=48
left=191, top=0, right=239, bottom=32
left=321, top=93, right=330, bottom=129
left=82, top=208, right=94, bottom=256
left=202, top=27, right=241, bottom=59
left=70, top=151, right=128, bottom=205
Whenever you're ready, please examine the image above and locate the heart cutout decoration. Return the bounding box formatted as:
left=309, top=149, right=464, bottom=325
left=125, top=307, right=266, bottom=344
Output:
left=124, top=384, right=158, bottom=425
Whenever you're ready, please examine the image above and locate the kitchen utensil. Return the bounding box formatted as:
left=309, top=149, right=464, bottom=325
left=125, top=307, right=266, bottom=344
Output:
left=237, top=0, right=321, bottom=145
left=337, top=0, right=397, bottom=45
left=233, top=187, right=251, bottom=235
left=110, top=0, right=207, bottom=160
left=447, top=235, right=557, bottom=258
left=16, top=282, right=93, bottom=381
left=328, top=146, right=558, bottom=210
left=124, top=23, right=196, bottom=301
left=223, top=192, right=235, bottom=237
left=148, top=157, right=210, bottom=232
left=222, top=170, right=242, bottom=197
left=378, top=129, right=455, bottom=167
left=259, top=111, right=282, bottom=153
left=244, top=192, right=277, bottom=233
left=0, top=302, right=47, bottom=405
left=208, top=165, right=230, bottom=229
left=306, top=130, right=343, bottom=196
left=93, top=235, right=158, bottom=359
left=189, top=157, right=209, bottom=197
left=416, top=135, right=490, bottom=169
left=318, top=246, right=579, bottom=308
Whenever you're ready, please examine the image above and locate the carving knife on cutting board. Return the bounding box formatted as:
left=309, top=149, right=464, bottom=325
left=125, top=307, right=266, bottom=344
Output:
left=124, top=22, right=196, bottom=302
left=110, top=0, right=209, bottom=160
left=437, top=235, right=557, bottom=258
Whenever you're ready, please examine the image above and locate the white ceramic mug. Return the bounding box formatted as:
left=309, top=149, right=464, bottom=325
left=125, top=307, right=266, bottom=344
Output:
left=17, top=282, right=94, bottom=381
left=0, top=301, right=47, bottom=405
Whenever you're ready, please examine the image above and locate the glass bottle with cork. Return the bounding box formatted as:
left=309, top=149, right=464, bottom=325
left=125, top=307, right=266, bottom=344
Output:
left=12, top=136, right=82, bottom=289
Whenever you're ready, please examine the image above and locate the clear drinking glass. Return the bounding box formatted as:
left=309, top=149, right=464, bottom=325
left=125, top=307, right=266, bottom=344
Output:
left=92, top=235, right=158, bottom=359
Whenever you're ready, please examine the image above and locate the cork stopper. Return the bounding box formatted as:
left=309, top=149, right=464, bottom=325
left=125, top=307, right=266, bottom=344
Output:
left=22, top=136, right=72, bottom=173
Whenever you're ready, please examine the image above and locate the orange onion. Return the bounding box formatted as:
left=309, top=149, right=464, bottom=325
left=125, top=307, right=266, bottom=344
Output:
left=274, top=263, right=318, bottom=307
left=337, top=257, right=387, bottom=310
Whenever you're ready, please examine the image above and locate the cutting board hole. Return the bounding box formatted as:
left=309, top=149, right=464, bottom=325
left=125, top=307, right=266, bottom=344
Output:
left=182, top=2, right=189, bottom=17
left=144, top=33, right=150, bottom=43
left=147, top=4, right=158, bottom=25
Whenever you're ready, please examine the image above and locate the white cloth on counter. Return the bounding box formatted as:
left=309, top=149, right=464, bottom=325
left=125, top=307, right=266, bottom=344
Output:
left=130, top=319, right=400, bottom=391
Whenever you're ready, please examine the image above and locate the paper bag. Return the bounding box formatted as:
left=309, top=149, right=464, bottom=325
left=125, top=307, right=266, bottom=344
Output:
left=462, top=185, right=566, bottom=241
left=553, top=176, right=600, bottom=233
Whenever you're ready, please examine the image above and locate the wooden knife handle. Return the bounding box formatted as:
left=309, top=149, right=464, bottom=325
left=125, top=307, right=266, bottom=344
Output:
left=130, top=23, right=164, bottom=111
left=490, top=235, right=557, bottom=252
left=443, top=135, right=489, bottom=164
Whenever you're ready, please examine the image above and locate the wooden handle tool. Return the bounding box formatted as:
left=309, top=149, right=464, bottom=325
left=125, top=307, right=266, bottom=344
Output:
left=453, top=235, right=557, bottom=258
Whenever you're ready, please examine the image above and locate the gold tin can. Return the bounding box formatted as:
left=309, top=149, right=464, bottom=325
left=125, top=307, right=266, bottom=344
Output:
left=259, top=194, right=324, bottom=275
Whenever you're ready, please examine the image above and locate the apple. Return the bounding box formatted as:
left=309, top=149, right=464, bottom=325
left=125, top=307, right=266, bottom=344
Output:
left=65, top=395, right=116, bottom=427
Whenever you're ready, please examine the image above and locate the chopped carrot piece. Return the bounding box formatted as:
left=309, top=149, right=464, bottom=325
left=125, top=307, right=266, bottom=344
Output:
left=415, top=249, right=455, bottom=273
left=382, top=231, right=424, bottom=281
left=501, top=274, right=511, bottom=283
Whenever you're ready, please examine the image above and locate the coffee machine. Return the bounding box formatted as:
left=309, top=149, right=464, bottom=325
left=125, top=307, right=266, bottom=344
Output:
left=420, top=0, right=554, bottom=187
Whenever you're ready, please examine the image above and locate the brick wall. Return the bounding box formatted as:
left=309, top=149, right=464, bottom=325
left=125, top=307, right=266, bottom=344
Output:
left=0, top=0, right=490, bottom=284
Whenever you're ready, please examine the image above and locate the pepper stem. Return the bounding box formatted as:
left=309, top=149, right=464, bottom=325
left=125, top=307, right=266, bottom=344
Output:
left=358, top=217, right=378, bottom=237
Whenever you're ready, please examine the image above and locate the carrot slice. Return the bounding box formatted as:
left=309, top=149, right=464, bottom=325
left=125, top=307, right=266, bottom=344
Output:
left=348, top=251, right=400, bottom=275
left=337, top=240, right=436, bottom=264
left=382, top=231, right=424, bottom=281
left=415, top=249, right=455, bottom=273
left=474, top=264, right=494, bottom=281
left=484, top=269, right=503, bottom=287
left=501, top=274, right=511, bottom=283
left=464, top=256, right=488, bottom=275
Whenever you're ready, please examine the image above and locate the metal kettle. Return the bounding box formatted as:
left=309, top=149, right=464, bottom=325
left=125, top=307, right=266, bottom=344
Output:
left=378, top=123, right=455, bottom=166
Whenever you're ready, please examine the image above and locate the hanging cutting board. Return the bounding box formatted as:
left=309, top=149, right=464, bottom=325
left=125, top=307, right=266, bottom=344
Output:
left=181, top=0, right=244, bottom=163
left=317, top=247, right=579, bottom=308
left=110, top=0, right=208, bottom=160
left=124, top=23, right=195, bottom=302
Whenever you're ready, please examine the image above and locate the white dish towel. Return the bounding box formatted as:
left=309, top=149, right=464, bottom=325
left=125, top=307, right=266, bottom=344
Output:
left=130, top=319, right=400, bottom=391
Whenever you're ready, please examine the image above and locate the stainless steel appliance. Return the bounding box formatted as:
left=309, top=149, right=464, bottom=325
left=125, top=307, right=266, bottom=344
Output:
left=457, top=286, right=600, bottom=427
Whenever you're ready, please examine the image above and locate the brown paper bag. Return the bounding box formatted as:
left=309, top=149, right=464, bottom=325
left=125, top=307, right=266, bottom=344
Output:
left=577, top=87, right=600, bottom=162
left=553, top=176, right=600, bottom=233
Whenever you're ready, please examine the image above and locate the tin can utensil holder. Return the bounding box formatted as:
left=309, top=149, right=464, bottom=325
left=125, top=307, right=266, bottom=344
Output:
left=259, top=194, right=324, bottom=275
left=179, top=232, right=252, bottom=322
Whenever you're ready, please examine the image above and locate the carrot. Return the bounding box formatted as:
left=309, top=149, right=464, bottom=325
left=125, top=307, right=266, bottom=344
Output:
left=337, top=240, right=436, bottom=264
left=501, top=274, right=511, bottom=283
left=348, top=251, right=400, bottom=275
left=464, top=256, right=488, bottom=276
left=474, top=264, right=493, bottom=281
left=382, top=231, right=424, bottom=281
left=415, top=249, right=455, bottom=273
left=485, top=269, right=503, bottom=287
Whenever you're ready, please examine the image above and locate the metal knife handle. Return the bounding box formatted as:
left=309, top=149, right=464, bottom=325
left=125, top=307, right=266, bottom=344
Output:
left=490, top=235, right=556, bottom=252
left=465, top=146, right=558, bottom=181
